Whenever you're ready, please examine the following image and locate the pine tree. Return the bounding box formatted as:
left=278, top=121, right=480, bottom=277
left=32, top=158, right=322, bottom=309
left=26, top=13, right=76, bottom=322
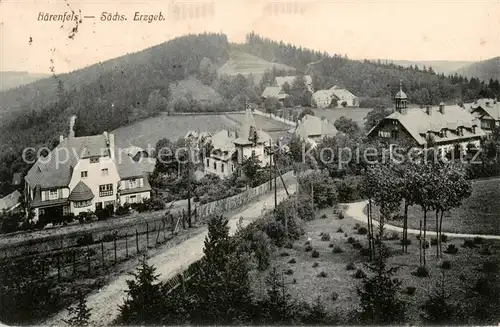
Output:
left=63, top=292, right=92, bottom=326
left=421, top=269, right=461, bottom=324
left=259, top=266, right=296, bottom=324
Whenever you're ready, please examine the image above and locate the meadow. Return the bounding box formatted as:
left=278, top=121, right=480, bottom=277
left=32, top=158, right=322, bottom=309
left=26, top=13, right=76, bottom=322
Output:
left=370, top=178, right=500, bottom=235
left=169, top=77, right=223, bottom=104
left=252, top=206, right=500, bottom=324
left=312, top=107, right=372, bottom=128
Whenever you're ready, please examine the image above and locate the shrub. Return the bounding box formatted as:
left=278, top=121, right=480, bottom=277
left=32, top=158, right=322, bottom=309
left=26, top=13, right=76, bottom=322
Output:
left=311, top=250, right=320, bottom=258
left=101, top=232, right=117, bottom=242
left=344, top=233, right=348, bottom=237
left=336, top=227, right=343, bottom=233
left=333, top=246, right=343, bottom=254
left=305, top=245, right=313, bottom=252
left=414, top=266, right=429, bottom=277
left=440, top=234, right=448, bottom=243
left=441, top=261, right=451, bottom=270
left=353, top=242, right=363, bottom=249
left=473, top=236, right=484, bottom=244
left=321, top=214, right=328, bottom=219
left=360, top=247, right=371, bottom=256
left=346, top=263, right=356, bottom=270
left=280, top=252, right=290, bottom=257
left=328, top=243, right=334, bottom=248
left=331, top=292, right=339, bottom=301
left=288, top=258, right=296, bottom=264
left=431, top=238, right=438, bottom=246
left=389, top=232, right=400, bottom=240
left=444, top=244, right=458, bottom=254
left=95, top=204, right=114, bottom=220
left=421, top=240, right=430, bottom=249
left=353, top=223, right=360, bottom=230
left=77, top=233, right=94, bottom=246
left=400, top=239, right=412, bottom=246
left=338, top=211, right=344, bottom=219
left=482, top=262, right=498, bottom=274
left=312, top=262, right=319, bottom=268
left=115, top=203, right=131, bottom=216
left=462, top=239, right=477, bottom=248
left=317, top=271, right=327, bottom=278
left=354, top=269, right=366, bottom=279
left=305, top=240, right=311, bottom=246
left=321, top=233, right=331, bottom=241
left=405, top=286, right=416, bottom=295
left=347, top=237, right=356, bottom=244
left=358, top=227, right=368, bottom=235
left=284, top=242, right=293, bottom=249
left=479, top=246, right=492, bottom=255
left=285, top=268, right=294, bottom=275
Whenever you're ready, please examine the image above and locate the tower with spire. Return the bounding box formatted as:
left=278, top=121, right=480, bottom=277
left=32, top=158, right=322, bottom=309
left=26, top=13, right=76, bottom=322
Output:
left=394, top=79, right=408, bottom=113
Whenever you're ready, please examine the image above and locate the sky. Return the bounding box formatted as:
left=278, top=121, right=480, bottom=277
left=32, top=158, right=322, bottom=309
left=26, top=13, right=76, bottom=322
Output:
left=0, top=0, right=499, bottom=74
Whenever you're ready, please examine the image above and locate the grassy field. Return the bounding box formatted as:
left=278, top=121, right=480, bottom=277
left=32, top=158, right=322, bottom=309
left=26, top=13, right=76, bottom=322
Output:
left=169, top=77, right=223, bottom=104
left=371, top=178, right=500, bottom=235
left=252, top=207, right=500, bottom=323
left=312, top=108, right=372, bottom=129
left=219, top=50, right=295, bottom=84
left=226, top=112, right=291, bottom=132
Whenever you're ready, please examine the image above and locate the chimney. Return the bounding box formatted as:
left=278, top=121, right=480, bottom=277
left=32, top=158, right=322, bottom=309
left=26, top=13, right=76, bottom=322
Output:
left=426, top=106, right=432, bottom=116
left=59, top=135, right=64, bottom=143
left=439, top=102, right=445, bottom=114
left=400, top=108, right=408, bottom=115
left=108, top=133, right=115, bottom=159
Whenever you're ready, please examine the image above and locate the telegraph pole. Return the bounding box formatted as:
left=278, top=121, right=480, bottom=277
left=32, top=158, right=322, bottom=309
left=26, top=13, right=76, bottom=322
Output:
left=187, top=143, right=192, bottom=228
left=269, top=139, right=272, bottom=191
left=274, top=145, right=277, bottom=210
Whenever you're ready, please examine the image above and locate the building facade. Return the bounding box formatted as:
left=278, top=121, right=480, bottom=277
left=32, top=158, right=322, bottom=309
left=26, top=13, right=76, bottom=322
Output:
left=470, top=98, right=500, bottom=132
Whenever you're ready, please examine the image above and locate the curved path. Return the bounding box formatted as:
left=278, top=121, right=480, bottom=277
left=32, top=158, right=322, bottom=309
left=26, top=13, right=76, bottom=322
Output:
left=345, top=200, right=500, bottom=240
left=42, top=183, right=297, bottom=327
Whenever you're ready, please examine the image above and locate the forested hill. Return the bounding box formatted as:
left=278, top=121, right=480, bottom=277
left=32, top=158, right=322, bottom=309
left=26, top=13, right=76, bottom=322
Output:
left=243, top=32, right=500, bottom=105
left=0, top=72, right=51, bottom=91
left=454, top=57, right=500, bottom=82
left=0, top=33, right=229, bottom=195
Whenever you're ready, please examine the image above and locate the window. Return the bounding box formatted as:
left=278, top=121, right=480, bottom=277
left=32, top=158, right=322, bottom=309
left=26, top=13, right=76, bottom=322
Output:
left=74, top=200, right=92, bottom=208
left=90, top=157, right=100, bottom=163
left=213, top=162, right=217, bottom=170
left=128, top=179, right=138, bottom=189
left=206, top=158, right=209, bottom=166
left=101, top=168, right=108, bottom=176
left=221, top=164, right=225, bottom=173
left=104, top=200, right=115, bottom=208
left=95, top=202, right=102, bottom=210
left=378, top=131, right=391, bottom=138
left=99, top=184, right=113, bottom=197
left=81, top=171, right=88, bottom=178
left=49, top=189, right=58, bottom=200
left=390, top=130, right=398, bottom=139
left=252, top=150, right=256, bottom=157
left=127, top=195, right=137, bottom=203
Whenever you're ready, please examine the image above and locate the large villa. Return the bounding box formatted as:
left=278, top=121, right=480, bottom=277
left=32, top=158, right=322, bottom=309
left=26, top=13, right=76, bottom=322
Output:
left=25, top=117, right=152, bottom=221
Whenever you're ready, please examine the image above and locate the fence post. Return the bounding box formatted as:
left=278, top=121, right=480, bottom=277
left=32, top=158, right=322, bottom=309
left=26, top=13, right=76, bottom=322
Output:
left=101, top=241, right=105, bottom=270
left=114, top=236, right=117, bottom=264
left=182, top=209, right=186, bottom=229
left=125, top=232, right=129, bottom=258
left=156, top=221, right=161, bottom=244
left=146, top=222, right=149, bottom=247
left=136, top=229, right=139, bottom=253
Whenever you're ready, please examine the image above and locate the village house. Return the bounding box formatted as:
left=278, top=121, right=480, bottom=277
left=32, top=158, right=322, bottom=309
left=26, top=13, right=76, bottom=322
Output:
left=24, top=117, right=152, bottom=221
left=311, top=85, right=359, bottom=108
left=470, top=98, right=500, bottom=132
left=367, top=82, right=486, bottom=155
left=204, top=106, right=273, bottom=178
left=0, top=190, right=21, bottom=213
left=275, top=75, right=314, bottom=93
left=290, top=114, right=338, bottom=147
left=261, top=86, right=289, bottom=103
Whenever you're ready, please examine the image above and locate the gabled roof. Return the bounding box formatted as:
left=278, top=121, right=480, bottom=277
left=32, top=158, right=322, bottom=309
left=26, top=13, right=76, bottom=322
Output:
left=275, top=75, right=314, bottom=92
left=293, top=115, right=338, bottom=139
left=211, top=130, right=237, bottom=152
left=329, top=86, right=357, bottom=100
left=471, top=99, right=500, bottom=120
left=368, top=105, right=486, bottom=145
left=0, top=190, right=21, bottom=211
left=233, top=108, right=272, bottom=146
left=115, top=152, right=155, bottom=179
left=312, top=89, right=339, bottom=100
left=68, top=181, right=94, bottom=202
left=25, top=134, right=110, bottom=189
left=262, top=86, right=288, bottom=99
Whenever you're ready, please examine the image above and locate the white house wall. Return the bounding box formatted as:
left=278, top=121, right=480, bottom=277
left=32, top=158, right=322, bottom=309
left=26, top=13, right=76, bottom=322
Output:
left=119, top=191, right=151, bottom=205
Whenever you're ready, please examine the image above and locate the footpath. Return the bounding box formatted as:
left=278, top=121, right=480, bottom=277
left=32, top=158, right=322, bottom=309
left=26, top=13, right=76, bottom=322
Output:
left=43, top=183, right=297, bottom=327
left=345, top=200, right=500, bottom=240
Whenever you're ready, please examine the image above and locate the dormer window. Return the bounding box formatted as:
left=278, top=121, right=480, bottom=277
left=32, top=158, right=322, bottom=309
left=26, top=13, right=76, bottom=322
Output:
left=90, top=157, right=100, bottom=163
left=457, top=127, right=464, bottom=136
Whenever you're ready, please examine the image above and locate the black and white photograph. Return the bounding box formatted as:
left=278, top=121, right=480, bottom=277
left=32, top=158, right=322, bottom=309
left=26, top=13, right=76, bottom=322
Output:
left=0, top=0, right=499, bottom=325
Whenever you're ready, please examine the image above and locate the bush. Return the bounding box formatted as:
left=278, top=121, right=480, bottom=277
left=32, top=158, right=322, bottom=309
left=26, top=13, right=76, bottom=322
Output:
left=338, top=211, right=344, bottom=219
left=288, top=258, right=296, bottom=264
left=78, top=211, right=97, bottom=224
left=95, top=204, right=114, bottom=220
left=317, top=271, right=327, bottom=278
left=311, top=250, right=320, bottom=258
left=284, top=242, right=293, bottom=249
left=360, top=247, right=371, bottom=256
left=353, top=242, right=363, bottom=249
left=305, top=245, right=313, bottom=252
left=441, top=261, right=451, bottom=270
left=333, top=246, right=343, bottom=254
left=285, top=268, right=294, bottom=275
left=400, top=239, right=412, bottom=246
left=444, top=244, right=458, bottom=254
left=358, top=227, right=368, bottom=235
left=305, top=240, right=311, bottom=246
left=115, top=203, right=131, bottom=216
left=328, top=243, right=334, bottom=248
left=347, top=237, right=356, bottom=244
left=462, top=239, right=477, bottom=248
left=431, top=238, right=438, bottom=246
left=331, top=292, right=339, bottom=301
left=354, top=269, right=366, bottom=279
left=405, top=286, right=416, bottom=295
left=344, top=233, right=348, bottom=237
left=440, top=234, right=448, bottom=243
left=280, top=252, right=290, bottom=257
left=353, top=223, right=360, bottom=230
left=320, top=214, right=328, bottom=219
left=77, top=233, right=94, bottom=246
left=421, top=240, right=430, bottom=249
left=336, top=227, right=343, bottom=233
left=414, top=266, right=429, bottom=277
left=479, top=245, right=492, bottom=255
left=346, top=263, right=356, bottom=270
left=482, top=262, right=498, bottom=274
left=312, top=262, right=319, bottom=268
left=321, top=233, right=331, bottom=241
left=473, top=236, right=484, bottom=244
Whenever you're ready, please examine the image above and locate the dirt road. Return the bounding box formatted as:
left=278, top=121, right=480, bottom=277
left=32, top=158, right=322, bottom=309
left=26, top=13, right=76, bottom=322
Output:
left=43, top=183, right=297, bottom=327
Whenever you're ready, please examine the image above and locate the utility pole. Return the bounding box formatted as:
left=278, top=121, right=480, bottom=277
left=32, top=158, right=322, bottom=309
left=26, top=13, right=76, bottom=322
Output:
left=187, top=143, right=192, bottom=228
left=311, top=182, right=314, bottom=211
left=269, top=139, right=272, bottom=191
left=274, top=145, right=277, bottom=210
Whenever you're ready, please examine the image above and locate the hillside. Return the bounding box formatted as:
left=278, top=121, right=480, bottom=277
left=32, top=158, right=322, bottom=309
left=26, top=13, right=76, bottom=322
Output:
left=374, top=59, right=472, bottom=75
left=454, top=57, right=500, bottom=81
left=169, top=77, right=223, bottom=104
left=219, top=49, right=295, bottom=83
left=0, top=71, right=51, bottom=91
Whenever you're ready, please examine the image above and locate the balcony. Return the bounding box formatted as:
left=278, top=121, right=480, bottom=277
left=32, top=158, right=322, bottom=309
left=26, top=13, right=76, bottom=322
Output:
left=99, top=190, right=113, bottom=197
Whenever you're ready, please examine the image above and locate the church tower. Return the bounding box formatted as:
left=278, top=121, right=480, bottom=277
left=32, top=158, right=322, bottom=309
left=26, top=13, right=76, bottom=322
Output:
left=394, top=79, right=408, bottom=113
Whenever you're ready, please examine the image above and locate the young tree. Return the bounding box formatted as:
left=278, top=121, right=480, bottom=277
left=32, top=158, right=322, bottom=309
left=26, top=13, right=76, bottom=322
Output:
left=63, top=293, right=92, bottom=326
left=241, top=152, right=262, bottom=188
left=298, top=107, right=315, bottom=121
left=258, top=266, right=297, bottom=324
left=421, top=270, right=461, bottom=324
left=364, top=106, right=392, bottom=131
left=334, top=116, right=360, bottom=137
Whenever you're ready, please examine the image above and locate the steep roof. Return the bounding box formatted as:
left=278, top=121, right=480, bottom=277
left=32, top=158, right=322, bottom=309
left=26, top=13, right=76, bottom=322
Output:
left=368, top=105, right=485, bottom=145
left=0, top=190, right=21, bottom=211
left=233, top=108, right=272, bottom=145
left=471, top=99, right=500, bottom=120
left=312, top=89, right=339, bottom=100
left=211, top=130, right=237, bottom=152
left=115, top=153, right=155, bottom=179
left=294, top=115, right=338, bottom=139
left=25, top=134, right=110, bottom=189
left=329, top=86, right=357, bottom=100
left=262, top=86, right=288, bottom=99
left=68, top=181, right=94, bottom=202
